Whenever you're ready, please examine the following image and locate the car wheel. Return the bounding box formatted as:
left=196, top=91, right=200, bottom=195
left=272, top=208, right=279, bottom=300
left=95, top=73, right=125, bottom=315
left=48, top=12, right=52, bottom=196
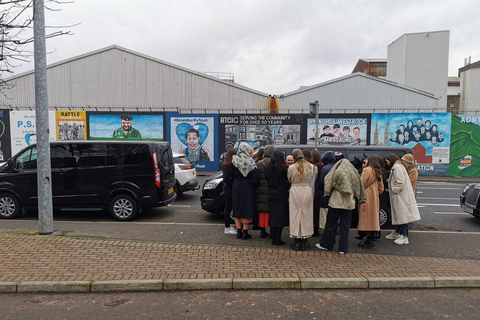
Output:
left=109, top=194, right=139, bottom=221
left=379, top=208, right=392, bottom=229
left=0, top=193, right=22, bottom=219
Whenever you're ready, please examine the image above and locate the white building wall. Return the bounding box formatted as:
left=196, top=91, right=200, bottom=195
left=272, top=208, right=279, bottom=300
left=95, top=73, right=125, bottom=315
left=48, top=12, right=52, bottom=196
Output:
left=0, top=46, right=270, bottom=113
left=460, top=68, right=480, bottom=112
left=387, top=31, right=449, bottom=109
left=276, top=73, right=439, bottom=114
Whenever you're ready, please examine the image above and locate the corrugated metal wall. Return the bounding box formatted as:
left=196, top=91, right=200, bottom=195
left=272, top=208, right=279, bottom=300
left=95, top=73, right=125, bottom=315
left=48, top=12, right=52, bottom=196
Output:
left=461, top=68, right=480, bottom=112
left=387, top=31, right=449, bottom=108
left=276, top=73, right=440, bottom=114
left=0, top=46, right=271, bottom=113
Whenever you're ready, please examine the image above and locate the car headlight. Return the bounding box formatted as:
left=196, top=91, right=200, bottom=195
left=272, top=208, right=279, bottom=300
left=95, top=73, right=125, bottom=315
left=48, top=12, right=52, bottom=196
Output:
left=463, top=184, right=472, bottom=194
left=204, top=178, right=222, bottom=190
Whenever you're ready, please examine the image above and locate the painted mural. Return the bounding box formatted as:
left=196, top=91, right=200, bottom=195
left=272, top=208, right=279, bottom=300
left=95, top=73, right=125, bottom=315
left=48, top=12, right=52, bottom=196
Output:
left=56, top=111, right=87, bottom=140
left=306, top=115, right=370, bottom=146
left=370, top=113, right=451, bottom=176
left=9, top=111, right=57, bottom=156
left=167, top=113, right=218, bottom=171
left=88, top=113, right=164, bottom=140
left=217, top=114, right=303, bottom=168
left=449, top=115, right=480, bottom=177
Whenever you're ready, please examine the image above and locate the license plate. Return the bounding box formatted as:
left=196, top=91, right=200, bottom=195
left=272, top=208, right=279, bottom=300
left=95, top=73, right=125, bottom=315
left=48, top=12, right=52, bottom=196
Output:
left=462, top=205, right=473, bottom=214
left=168, top=187, right=174, bottom=195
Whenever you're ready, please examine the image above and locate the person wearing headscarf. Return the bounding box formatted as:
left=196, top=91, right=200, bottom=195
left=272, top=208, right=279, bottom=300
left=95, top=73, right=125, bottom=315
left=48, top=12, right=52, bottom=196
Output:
left=384, top=153, right=420, bottom=245
left=316, top=158, right=367, bottom=254
left=222, top=148, right=238, bottom=235
left=231, top=143, right=261, bottom=240
left=265, top=150, right=290, bottom=246
left=287, top=149, right=315, bottom=251
left=357, top=155, right=384, bottom=247
left=256, top=145, right=276, bottom=238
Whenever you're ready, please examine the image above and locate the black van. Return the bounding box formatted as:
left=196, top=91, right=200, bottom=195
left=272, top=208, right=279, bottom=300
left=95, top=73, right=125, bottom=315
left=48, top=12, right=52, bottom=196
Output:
left=0, top=140, right=176, bottom=221
left=201, top=144, right=413, bottom=229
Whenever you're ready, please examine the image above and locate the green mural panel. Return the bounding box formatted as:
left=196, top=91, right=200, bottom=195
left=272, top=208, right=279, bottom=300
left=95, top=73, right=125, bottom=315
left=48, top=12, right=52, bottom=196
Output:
left=449, top=115, right=480, bottom=177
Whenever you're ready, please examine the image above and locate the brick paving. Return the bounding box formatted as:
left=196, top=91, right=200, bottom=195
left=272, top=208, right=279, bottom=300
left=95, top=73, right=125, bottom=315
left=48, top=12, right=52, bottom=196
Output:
left=1, top=234, right=480, bottom=283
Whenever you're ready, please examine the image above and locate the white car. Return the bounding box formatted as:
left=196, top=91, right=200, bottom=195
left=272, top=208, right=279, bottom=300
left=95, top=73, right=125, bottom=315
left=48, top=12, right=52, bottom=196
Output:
left=173, top=152, right=199, bottom=195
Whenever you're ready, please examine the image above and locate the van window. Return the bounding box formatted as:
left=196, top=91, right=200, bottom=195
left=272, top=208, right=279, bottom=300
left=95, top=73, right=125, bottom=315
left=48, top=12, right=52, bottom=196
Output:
left=55, top=144, right=106, bottom=167
left=160, top=147, right=174, bottom=172
left=15, top=147, right=37, bottom=170
left=124, top=145, right=149, bottom=165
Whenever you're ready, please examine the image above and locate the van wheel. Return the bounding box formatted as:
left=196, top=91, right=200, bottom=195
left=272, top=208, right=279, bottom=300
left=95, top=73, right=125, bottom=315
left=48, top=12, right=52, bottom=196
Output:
left=379, top=208, right=392, bottom=229
left=110, top=194, right=138, bottom=221
left=0, top=193, right=22, bottom=219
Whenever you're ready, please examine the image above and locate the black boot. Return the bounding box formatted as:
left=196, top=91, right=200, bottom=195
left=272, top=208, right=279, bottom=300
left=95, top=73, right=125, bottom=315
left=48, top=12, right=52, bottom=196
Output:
left=359, top=238, right=375, bottom=248
left=242, top=229, right=251, bottom=240
left=260, top=227, right=269, bottom=238
left=236, top=229, right=243, bottom=239
left=300, top=239, right=307, bottom=251
left=290, top=238, right=301, bottom=251
left=275, top=228, right=285, bottom=246
left=270, top=228, right=277, bottom=245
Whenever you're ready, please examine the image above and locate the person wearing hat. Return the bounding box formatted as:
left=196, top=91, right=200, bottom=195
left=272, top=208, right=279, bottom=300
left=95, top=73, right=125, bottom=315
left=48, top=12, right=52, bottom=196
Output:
left=401, top=153, right=418, bottom=196
left=287, top=149, right=315, bottom=251
left=112, top=113, right=142, bottom=139
left=384, top=153, right=420, bottom=245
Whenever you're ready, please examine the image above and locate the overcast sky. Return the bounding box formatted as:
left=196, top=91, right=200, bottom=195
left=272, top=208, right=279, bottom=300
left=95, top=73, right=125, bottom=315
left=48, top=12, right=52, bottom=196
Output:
left=8, top=0, right=480, bottom=95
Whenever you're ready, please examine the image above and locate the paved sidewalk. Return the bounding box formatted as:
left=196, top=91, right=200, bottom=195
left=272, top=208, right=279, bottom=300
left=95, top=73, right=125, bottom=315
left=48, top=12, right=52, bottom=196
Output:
left=1, top=233, right=480, bottom=292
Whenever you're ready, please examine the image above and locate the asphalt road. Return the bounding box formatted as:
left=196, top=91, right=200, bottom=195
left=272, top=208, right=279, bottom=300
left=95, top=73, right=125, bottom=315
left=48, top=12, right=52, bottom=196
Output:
left=1, top=178, right=480, bottom=260
left=1, top=289, right=479, bottom=319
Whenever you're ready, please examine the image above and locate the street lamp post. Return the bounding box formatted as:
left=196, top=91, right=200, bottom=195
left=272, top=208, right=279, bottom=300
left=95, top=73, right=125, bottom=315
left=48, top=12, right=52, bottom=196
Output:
left=309, top=101, right=319, bottom=150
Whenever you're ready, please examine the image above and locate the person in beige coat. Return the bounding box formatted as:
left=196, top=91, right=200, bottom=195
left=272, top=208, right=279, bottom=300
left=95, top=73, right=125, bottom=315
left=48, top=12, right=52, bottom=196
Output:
left=287, top=149, right=315, bottom=251
left=357, top=155, right=384, bottom=248
left=384, top=153, right=421, bottom=245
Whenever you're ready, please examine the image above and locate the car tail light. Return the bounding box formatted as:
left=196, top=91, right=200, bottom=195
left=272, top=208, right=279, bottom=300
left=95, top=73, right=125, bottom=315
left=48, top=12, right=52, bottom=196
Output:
left=178, top=164, right=193, bottom=170
left=152, top=152, right=161, bottom=188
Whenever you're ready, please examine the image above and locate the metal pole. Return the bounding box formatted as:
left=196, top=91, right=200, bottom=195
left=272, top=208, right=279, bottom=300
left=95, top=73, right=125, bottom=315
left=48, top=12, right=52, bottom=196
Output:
left=34, top=0, right=54, bottom=234
left=314, top=101, right=319, bottom=151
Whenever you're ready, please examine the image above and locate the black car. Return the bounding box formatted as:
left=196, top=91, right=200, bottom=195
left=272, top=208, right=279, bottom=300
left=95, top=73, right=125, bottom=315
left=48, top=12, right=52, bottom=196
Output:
left=460, top=183, right=480, bottom=218
left=0, top=140, right=176, bottom=221
left=201, top=144, right=414, bottom=229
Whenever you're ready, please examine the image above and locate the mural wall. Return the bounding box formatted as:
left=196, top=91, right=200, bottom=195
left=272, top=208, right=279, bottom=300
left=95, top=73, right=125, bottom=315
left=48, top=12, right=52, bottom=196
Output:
left=306, top=115, right=370, bottom=146
left=88, top=112, right=164, bottom=140
left=370, top=113, right=451, bottom=176
left=449, top=115, right=480, bottom=177
left=166, top=113, right=218, bottom=171
left=1, top=110, right=478, bottom=176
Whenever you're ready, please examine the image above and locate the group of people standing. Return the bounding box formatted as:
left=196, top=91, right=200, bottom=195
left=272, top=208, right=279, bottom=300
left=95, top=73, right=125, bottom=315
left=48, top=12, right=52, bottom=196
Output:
left=222, top=142, right=420, bottom=254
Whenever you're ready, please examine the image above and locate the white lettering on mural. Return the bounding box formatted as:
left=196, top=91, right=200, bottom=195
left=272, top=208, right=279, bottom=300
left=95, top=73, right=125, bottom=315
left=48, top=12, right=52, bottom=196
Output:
left=417, top=165, right=435, bottom=171
left=460, top=116, right=480, bottom=123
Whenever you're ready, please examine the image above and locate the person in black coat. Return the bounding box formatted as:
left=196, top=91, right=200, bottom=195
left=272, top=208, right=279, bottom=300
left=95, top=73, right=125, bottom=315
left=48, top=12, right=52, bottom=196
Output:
left=222, top=148, right=238, bottom=235
left=318, top=151, right=336, bottom=231
left=232, top=143, right=261, bottom=240
left=264, top=150, right=290, bottom=246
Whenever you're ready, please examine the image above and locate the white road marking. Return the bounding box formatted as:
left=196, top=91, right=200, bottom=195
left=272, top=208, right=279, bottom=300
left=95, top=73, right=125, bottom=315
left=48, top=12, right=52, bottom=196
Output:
left=417, top=187, right=462, bottom=190
left=417, top=197, right=459, bottom=200
left=434, top=212, right=470, bottom=215
left=417, top=203, right=459, bottom=207
left=168, top=205, right=191, bottom=208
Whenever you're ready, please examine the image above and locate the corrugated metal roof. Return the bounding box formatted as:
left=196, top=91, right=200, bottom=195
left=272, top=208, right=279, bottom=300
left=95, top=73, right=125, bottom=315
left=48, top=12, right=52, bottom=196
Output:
left=278, top=73, right=438, bottom=98
left=0, top=45, right=271, bottom=112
